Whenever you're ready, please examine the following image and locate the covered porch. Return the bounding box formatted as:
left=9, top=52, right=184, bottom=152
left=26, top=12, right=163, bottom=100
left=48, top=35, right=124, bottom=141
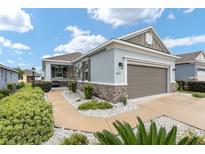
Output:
left=42, top=60, right=73, bottom=87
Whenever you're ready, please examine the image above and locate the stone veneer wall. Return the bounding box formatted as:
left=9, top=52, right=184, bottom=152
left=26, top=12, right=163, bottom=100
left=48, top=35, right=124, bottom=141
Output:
left=77, top=82, right=127, bottom=103
left=77, top=81, right=176, bottom=103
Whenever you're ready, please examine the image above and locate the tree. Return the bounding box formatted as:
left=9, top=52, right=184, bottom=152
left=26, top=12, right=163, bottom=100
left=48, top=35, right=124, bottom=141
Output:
left=13, top=67, right=24, bottom=80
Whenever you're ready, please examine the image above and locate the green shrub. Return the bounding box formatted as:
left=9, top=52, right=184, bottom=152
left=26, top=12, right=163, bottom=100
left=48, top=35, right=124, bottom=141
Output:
left=35, top=81, right=52, bottom=92
left=83, top=84, right=94, bottom=99
left=121, top=94, right=128, bottom=106
left=0, top=86, right=54, bottom=145
left=192, top=93, right=205, bottom=98
left=70, top=81, right=77, bottom=93
left=17, top=82, right=25, bottom=89
left=0, top=93, right=4, bottom=99
left=176, top=80, right=186, bottom=91
left=95, top=117, right=199, bottom=145
left=78, top=100, right=113, bottom=110
left=187, top=81, right=205, bottom=92
left=61, top=133, right=88, bottom=145
left=0, top=88, right=11, bottom=96
left=181, top=130, right=205, bottom=145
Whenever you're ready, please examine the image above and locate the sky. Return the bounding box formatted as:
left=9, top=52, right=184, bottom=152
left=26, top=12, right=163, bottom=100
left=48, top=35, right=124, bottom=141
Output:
left=0, top=8, right=205, bottom=72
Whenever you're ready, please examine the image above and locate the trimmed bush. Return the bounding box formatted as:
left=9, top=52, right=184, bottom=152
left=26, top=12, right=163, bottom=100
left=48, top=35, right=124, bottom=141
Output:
left=61, top=133, right=88, bottom=145
left=0, top=86, right=54, bottom=145
left=176, top=80, right=186, bottom=91
left=0, top=93, right=4, bottom=99
left=7, top=83, right=16, bottom=91
left=83, top=84, right=94, bottom=99
left=187, top=81, right=205, bottom=92
left=78, top=100, right=113, bottom=110
left=0, top=88, right=11, bottom=97
left=35, top=81, right=52, bottom=92
left=17, top=82, right=25, bottom=89
left=121, top=94, right=128, bottom=106
left=70, top=81, right=77, bottom=93
left=192, top=93, right=205, bottom=98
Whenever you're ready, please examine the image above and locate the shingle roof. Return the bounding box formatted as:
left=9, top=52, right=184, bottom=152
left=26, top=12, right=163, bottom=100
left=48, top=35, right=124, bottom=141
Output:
left=176, top=51, right=203, bottom=64
left=44, top=52, right=82, bottom=62
left=23, top=69, right=41, bottom=77
left=0, top=64, right=19, bottom=73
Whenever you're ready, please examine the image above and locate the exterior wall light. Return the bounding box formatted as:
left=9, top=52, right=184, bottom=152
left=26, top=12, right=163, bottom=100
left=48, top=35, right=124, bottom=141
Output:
left=173, top=68, right=176, bottom=71
left=119, top=62, right=124, bottom=69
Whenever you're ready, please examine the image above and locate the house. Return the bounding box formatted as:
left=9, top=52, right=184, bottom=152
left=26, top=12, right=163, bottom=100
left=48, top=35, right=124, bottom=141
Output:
left=0, top=64, right=19, bottom=89
left=175, top=51, right=205, bottom=81
left=18, top=69, right=42, bottom=83
left=43, top=26, right=179, bottom=102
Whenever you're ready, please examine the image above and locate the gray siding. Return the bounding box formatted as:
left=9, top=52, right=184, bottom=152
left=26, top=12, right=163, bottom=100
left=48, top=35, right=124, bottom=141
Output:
left=90, top=49, right=115, bottom=83
left=175, top=63, right=196, bottom=81
left=125, top=30, right=169, bottom=54
left=0, top=68, right=18, bottom=89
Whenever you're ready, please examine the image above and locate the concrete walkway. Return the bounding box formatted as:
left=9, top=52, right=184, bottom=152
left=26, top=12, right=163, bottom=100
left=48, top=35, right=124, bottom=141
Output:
left=47, top=90, right=205, bottom=133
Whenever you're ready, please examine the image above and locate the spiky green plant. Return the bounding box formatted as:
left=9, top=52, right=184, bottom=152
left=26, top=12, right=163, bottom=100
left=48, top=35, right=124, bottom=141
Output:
left=94, top=117, right=199, bottom=145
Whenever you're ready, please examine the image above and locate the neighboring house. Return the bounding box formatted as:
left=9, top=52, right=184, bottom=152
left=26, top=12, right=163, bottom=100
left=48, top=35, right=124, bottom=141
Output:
left=0, top=64, right=19, bottom=89
left=18, top=69, right=42, bottom=83
left=43, top=26, right=179, bottom=102
left=175, top=51, right=205, bottom=81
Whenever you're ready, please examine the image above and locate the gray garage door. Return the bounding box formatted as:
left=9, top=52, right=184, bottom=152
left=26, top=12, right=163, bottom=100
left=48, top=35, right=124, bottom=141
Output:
left=127, top=64, right=167, bottom=98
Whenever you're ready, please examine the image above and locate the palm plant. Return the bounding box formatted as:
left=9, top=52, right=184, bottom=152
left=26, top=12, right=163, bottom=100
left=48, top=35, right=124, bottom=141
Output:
left=94, top=117, right=199, bottom=145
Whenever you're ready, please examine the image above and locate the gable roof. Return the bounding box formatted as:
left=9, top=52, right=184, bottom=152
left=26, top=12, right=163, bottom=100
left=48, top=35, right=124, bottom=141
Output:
left=118, top=26, right=170, bottom=54
left=23, top=69, right=41, bottom=77
left=176, top=51, right=204, bottom=64
left=0, top=64, right=19, bottom=73
left=44, top=52, right=82, bottom=62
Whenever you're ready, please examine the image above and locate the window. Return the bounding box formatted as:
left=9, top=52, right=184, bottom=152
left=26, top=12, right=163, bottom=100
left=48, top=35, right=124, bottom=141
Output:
left=82, top=60, right=89, bottom=81
left=1, top=69, right=3, bottom=78
left=51, top=65, right=68, bottom=78
left=10, top=71, right=12, bottom=78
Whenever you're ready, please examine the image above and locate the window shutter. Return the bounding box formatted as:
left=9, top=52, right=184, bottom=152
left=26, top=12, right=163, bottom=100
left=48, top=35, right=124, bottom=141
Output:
left=88, top=59, right=91, bottom=81
left=82, top=61, right=85, bottom=81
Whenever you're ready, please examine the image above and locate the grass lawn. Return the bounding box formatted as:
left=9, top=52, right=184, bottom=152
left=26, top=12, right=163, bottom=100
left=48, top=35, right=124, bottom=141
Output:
left=177, top=90, right=205, bottom=98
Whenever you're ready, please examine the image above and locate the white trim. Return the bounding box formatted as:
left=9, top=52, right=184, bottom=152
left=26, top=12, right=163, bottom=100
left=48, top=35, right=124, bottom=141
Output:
left=73, top=39, right=179, bottom=63
left=124, top=56, right=171, bottom=68
left=115, top=39, right=180, bottom=60
left=77, top=80, right=127, bottom=86
left=43, top=59, right=73, bottom=64
left=118, top=26, right=153, bottom=40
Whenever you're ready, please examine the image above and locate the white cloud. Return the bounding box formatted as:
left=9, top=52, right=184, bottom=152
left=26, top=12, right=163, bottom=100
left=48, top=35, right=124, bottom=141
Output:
left=65, top=26, right=90, bottom=37
left=42, top=54, right=51, bottom=59
left=183, top=8, right=195, bottom=14
left=0, top=36, right=30, bottom=51
left=18, top=62, right=27, bottom=66
left=163, top=34, right=205, bottom=48
left=54, top=26, right=107, bottom=53
left=7, top=60, right=14, bottom=64
left=167, top=13, right=175, bottom=20
left=0, top=48, right=2, bottom=54
left=0, top=8, right=33, bottom=32
left=87, top=8, right=164, bottom=27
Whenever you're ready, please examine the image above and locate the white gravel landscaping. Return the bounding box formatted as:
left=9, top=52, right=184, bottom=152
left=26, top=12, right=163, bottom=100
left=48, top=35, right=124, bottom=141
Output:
left=42, top=127, right=98, bottom=145
left=63, top=90, right=141, bottom=118
left=43, top=116, right=205, bottom=145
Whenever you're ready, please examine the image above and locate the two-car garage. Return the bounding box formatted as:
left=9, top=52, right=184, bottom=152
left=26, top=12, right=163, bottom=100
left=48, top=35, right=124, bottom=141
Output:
left=127, top=64, right=168, bottom=99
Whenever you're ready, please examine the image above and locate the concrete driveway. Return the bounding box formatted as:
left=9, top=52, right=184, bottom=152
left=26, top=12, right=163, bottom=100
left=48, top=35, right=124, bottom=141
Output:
left=47, top=90, right=205, bottom=133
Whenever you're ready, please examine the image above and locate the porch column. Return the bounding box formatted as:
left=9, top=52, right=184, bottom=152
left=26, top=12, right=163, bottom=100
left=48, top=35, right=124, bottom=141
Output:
left=45, top=63, right=51, bottom=81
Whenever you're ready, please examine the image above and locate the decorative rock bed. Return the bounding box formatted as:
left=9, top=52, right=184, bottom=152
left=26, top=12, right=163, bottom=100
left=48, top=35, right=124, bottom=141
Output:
left=43, top=116, right=205, bottom=145
left=63, top=90, right=141, bottom=118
